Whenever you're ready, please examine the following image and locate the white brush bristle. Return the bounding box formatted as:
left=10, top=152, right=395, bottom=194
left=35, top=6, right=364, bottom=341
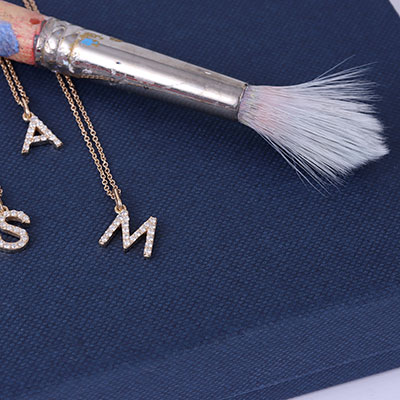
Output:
left=238, top=68, right=388, bottom=184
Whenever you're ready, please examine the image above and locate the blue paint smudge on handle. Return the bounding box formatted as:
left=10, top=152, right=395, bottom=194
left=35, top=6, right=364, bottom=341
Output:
left=0, top=20, right=19, bottom=57
left=81, top=38, right=99, bottom=46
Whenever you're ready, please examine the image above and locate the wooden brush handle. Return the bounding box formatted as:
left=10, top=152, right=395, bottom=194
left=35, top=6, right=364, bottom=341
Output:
left=0, top=0, right=45, bottom=64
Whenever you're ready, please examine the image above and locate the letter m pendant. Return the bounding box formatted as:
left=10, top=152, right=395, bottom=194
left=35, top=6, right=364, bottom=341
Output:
left=99, top=209, right=157, bottom=258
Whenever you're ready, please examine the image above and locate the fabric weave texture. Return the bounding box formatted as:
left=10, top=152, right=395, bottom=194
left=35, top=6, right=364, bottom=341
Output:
left=0, top=0, right=399, bottom=399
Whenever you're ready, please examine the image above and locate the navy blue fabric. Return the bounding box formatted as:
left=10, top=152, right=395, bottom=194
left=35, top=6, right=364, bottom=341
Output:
left=0, top=0, right=399, bottom=399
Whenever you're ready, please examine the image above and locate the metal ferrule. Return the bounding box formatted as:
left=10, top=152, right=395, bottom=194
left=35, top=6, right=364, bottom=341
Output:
left=34, top=18, right=247, bottom=120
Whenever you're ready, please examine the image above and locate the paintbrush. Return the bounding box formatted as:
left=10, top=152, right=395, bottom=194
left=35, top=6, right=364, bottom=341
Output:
left=0, top=0, right=388, bottom=183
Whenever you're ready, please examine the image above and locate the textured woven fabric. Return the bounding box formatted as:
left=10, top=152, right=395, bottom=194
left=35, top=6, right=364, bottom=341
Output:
left=0, top=0, right=399, bottom=399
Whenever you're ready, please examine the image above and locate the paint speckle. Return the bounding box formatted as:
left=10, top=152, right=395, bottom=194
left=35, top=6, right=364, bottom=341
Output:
left=0, top=20, right=19, bottom=57
left=81, top=38, right=99, bottom=46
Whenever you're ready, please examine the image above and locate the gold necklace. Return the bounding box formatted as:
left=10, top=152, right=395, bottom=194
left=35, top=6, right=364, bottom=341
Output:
left=1, top=0, right=157, bottom=258
left=56, top=73, right=157, bottom=258
left=0, top=57, right=63, bottom=154
left=0, top=0, right=62, bottom=153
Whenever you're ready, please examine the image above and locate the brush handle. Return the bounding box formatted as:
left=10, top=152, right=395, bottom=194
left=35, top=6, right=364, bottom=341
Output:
left=0, top=1, right=247, bottom=119
left=36, top=18, right=247, bottom=119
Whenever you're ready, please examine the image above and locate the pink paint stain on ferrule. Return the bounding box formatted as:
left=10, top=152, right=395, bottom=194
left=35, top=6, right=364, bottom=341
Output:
left=0, top=20, right=19, bottom=57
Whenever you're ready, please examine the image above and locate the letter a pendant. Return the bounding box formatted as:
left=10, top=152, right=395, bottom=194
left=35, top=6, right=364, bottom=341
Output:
left=21, top=114, right=63, bottom=154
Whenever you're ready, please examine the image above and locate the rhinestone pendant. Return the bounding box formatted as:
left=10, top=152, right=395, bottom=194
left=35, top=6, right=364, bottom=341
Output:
left=0, top=209, right=30, bottom=252
left=22, top=115, right=63, bottom=154
left=99, top=209, right=157, bottom=258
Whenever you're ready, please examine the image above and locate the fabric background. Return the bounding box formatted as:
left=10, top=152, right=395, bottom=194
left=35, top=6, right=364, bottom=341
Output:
left=0, top=0, right=399, bottom=399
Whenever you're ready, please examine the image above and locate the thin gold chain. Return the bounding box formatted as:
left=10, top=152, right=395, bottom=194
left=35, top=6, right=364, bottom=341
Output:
left=1, top=0, right=120, bottom=200
left=0, top=58, right=29, bottom=107
left=55, top=74, right=119, bottom=198
left=0, top=186, right=7, bottom=213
